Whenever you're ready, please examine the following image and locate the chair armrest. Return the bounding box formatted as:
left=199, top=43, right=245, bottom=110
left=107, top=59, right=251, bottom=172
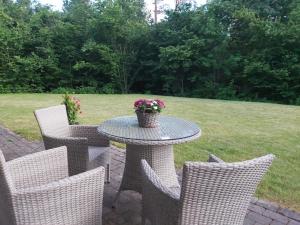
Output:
left=141, top=160, right=180, bottom=224
left=141, top=159, right=180, bottom=200
left=12, top=167, right=105, bottom=225
left=7, top=146, right=68, bottom=189
left=43, top=134, right=88, bottom=148
left=70, top=125, right=110, bottom=146
left=208, top=154, right=225, bottom=163
left=42, top=135, right=89, bottom=175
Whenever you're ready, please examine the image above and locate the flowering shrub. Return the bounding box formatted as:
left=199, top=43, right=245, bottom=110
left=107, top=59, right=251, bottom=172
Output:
left=134, top=99, right=165, bottom=113
left=62, top=93, right=82, bottom=124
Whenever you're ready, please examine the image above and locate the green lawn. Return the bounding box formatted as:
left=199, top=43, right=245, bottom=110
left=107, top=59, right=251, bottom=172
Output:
left=0, top=94, right=299, bottom=210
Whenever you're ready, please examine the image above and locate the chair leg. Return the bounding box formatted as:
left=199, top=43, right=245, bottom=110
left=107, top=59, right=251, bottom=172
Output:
left=106, top=164, right=110, bottom=184
left=112, top=190, right=121, bottom=208
left=142, top=216, right=146, bottom=225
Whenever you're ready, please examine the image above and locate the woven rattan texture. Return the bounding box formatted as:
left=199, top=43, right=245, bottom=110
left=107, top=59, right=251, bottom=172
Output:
left=136, top=111, right=160, bottom=128
left=120, top=144, right=179, bottom=194
left=34, top=105, right=111, bottom=179
left=98, top=116, right=201, bottom=145
left=141, top=154, right=275, bottom=225
left=98, top=116, right=200, bottom=205
left=0, top=147, right=105, bottom=225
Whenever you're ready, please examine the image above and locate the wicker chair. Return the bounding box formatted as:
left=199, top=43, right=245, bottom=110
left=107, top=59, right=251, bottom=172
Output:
left=34, top=105, right=111, bottom=181
left=0, top=146, right=105, bottom=225
left=141, top=154, right=275, bottom=225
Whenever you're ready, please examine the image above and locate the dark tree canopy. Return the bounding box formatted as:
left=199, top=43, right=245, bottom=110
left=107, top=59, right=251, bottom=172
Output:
left=0, top=0, right=299, bottom=104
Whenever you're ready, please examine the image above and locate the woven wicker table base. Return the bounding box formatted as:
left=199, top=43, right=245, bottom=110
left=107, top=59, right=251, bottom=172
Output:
left=114, top=144, right=180, bottom=205
left=98, top=116, right=201, bottom=207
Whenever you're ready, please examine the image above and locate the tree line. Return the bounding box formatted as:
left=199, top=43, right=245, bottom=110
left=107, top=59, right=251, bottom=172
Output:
left=0, top=0, right=299, bottom=104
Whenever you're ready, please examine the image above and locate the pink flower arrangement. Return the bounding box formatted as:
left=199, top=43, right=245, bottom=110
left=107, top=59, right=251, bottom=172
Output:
left=134, top=99, right=165, bottom=113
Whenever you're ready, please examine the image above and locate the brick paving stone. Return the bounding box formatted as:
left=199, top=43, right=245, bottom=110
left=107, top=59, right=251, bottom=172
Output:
left=249, top=204, right=266, bottom=215
left=257, top=200, right=280, bottom=211
left=244, top=218, right=256, bottom=225
left=251, top=197, right=259, bottom=204
left=1, top=124, right=299, bottom=225
left=247, top=211, right=273, bottom=225
left=271, top=220, right=287, bottom=225
left=263, top=210, right=289, bottom=224
left=288, top=220, right=300, bottom=225
left=279, top=208, right=300, bottom=222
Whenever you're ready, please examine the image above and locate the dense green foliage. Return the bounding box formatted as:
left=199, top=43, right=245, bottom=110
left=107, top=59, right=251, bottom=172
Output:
left=0, top=0, right=299, bottom=104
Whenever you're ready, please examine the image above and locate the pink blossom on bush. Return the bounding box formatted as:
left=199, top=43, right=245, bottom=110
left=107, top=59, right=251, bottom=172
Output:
left=62, top=94, right=82, bottom=124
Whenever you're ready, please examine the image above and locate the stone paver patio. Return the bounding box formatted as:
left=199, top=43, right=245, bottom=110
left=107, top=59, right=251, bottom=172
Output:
left=0, top=125, right=299, bottom=225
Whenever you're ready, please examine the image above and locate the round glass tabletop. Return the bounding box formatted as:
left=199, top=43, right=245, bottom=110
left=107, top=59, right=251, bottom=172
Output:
left=97, top=116, right=201, bottom=145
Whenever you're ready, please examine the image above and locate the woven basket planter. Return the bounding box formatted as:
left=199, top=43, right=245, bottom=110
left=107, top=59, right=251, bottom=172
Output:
left=136, top=111, right=159, bottom=128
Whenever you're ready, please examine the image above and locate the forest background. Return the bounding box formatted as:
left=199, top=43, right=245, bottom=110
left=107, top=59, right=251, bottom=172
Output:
left=0, top=0, right=299, bottom=105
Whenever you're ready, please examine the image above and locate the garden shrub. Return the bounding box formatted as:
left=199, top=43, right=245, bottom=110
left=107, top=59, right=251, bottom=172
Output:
left=62, top=93, right=82, bottom=124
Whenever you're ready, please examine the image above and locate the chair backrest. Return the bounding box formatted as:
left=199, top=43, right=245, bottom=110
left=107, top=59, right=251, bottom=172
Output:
left=0, top=151, right=16, bottom=225
left=179, top=154, right=275, bottom=225
left=34, top=105, right=70, bottom=137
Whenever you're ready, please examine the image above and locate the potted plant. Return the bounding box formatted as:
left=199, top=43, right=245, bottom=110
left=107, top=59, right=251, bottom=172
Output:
left=62, top=93, right=82, bottom=124
left=134, top=99, right=165, bottom=128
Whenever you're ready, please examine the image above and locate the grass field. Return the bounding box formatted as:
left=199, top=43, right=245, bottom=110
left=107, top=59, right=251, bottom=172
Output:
left=0, top=93, right=299, bottom=210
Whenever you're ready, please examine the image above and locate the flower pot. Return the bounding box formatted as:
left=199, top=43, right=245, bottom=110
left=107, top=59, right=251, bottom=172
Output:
left=136, top=111, right=159, bottom=128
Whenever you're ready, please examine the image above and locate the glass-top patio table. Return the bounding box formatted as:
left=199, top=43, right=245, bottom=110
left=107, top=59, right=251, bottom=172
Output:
left=97, top=116, right=201, bottom=202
